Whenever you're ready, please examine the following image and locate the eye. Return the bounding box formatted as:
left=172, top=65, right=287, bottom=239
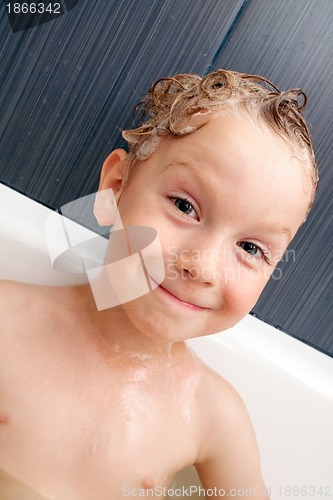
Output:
left=239, top=241, right=261, bottom=256
left=238, top=241, right=270, bottom=263
left=171, top=197, right=198, bottom=219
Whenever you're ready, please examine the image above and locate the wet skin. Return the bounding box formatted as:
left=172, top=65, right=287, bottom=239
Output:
left=0, top=114, right=311, bottom=498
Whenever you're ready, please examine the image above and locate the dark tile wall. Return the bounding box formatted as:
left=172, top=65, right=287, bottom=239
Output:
left=0, top=0, right=244, bottom=207
left=0, top=0, right=332, bottom=355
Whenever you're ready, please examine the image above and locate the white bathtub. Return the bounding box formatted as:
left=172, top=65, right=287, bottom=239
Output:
left=1, top=183, right=333, bottom=500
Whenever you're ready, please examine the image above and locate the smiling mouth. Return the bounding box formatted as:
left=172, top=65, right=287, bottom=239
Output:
left=148, top=276, right=208, bottom=311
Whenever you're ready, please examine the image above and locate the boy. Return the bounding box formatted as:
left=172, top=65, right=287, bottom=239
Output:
left=0, top=69, right=318, bottom=499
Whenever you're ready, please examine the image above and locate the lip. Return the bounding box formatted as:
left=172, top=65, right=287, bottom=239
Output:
left=149, top=276, right=209, bottom=311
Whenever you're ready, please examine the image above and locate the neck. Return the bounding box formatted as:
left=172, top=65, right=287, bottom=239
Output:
left=66, top=283, right=176, bottom=358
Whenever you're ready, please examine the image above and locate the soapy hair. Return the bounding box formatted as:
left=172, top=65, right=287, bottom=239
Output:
left=122, top=69, right=318, bottom=207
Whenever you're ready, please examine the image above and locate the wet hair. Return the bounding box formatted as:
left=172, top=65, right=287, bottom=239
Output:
left=122, top=69, right=318, bottom=209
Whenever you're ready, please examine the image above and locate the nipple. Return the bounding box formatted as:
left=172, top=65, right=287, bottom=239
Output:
left=142, top=476, right=155, bottom=489
left=0, top=413, right=9, bottom=424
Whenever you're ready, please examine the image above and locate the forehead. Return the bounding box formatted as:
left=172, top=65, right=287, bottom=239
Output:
left=134, top=113, right=311, bottom=231
left=153, top=113, right=298, bottom=183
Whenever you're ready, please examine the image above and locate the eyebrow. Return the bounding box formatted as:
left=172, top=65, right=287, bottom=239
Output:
left=160, top=160, right=217, bottom=192
left=160, top=161, right=199, bottom=178
left=263, top=224, right=292, bottom=238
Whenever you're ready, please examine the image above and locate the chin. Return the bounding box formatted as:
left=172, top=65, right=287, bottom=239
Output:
left=120, top=301, right=193, bottom=343
left=120, top=290, right=248, bottom=343
left=121, top=305, right=214, bottom=344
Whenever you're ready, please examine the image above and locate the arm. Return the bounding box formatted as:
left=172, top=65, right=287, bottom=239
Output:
left=194, top=371, right=270, bottom=500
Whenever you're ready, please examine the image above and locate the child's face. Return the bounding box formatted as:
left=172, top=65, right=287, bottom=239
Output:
left=99, top=114, right=311, bottom=342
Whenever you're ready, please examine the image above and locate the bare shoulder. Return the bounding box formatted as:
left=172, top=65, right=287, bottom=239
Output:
left=192, top=355, right=269, bottom=498
left=193, top=355, right=246, bottom=420
left=0, top=279, right=33, bottom=316
left=0, top=278, right=47, bottom=308
left=0, top=280, right=75, bottom=381
left=0, top=280, right=51, bottom=338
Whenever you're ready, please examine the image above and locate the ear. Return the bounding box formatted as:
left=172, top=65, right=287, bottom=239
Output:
left=94, top=149, right=128, bottom=227
left=98, top=148, right=128, bottom=195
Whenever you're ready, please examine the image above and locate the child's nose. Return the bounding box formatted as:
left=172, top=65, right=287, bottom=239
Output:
left=177, top=243, right=229, bottom=285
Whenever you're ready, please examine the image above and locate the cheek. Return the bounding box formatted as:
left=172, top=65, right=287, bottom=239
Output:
left=118, top=198, right=172, bottom=245
left=223, top=270, right=270, bottom=316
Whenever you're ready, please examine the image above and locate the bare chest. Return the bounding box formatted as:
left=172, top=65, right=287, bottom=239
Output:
left=0, top=346, right=199, bottom=499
